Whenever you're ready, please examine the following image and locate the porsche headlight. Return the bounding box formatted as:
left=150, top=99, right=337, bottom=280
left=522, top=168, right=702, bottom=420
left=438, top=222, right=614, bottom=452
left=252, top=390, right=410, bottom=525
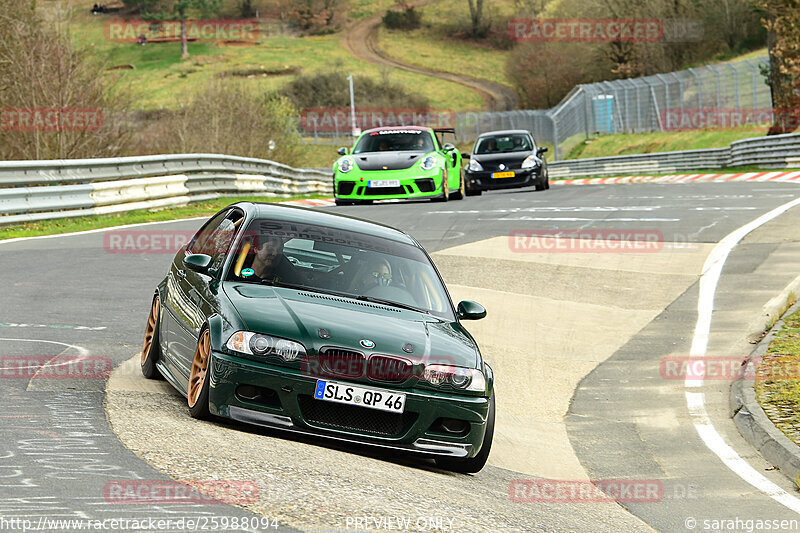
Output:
left=420, top=155, right=437, bottom=171
left=226, top=331, right=306, bottom=362
left=468, top=159, right=483, bottom=172
left=422, top=364, right=486, bottom=392
left=337, top=158, right=353, bottom=173
left=521, top=155, right=541, bottom=169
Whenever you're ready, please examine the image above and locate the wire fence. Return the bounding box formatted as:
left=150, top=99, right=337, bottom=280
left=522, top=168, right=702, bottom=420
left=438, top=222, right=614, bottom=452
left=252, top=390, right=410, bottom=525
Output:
left=299, top=56, right=773, bottom=161
left=454, top=56, right=771, bottom=160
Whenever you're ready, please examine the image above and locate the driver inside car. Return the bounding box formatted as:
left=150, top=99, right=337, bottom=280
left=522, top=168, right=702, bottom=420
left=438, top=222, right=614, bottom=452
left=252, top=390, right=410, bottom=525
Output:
left=238, top=235, right=299, bottom=284
left=353, top=256, right=392, bottom=294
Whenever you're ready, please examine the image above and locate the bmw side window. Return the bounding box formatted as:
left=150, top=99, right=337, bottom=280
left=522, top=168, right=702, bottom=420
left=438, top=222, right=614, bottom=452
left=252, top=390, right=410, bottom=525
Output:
left=190, top=209, right=244, bottom=271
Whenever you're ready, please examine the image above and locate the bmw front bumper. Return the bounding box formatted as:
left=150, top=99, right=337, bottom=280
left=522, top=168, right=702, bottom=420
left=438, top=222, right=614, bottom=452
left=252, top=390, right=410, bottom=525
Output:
left=208, top=351, right=491, bottom=459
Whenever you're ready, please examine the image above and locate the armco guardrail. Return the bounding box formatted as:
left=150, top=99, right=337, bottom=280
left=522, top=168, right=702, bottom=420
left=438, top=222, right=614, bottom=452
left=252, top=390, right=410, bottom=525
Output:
left=0, top=154, right=332, bottom=225
left=548, top=133, right=800, bottom=179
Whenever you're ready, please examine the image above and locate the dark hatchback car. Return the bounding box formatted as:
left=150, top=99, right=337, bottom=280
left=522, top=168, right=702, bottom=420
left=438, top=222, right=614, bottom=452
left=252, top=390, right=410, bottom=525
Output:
left=463, top=130, right=549, bottom=196
left=140, top=202, right=495, bottom=473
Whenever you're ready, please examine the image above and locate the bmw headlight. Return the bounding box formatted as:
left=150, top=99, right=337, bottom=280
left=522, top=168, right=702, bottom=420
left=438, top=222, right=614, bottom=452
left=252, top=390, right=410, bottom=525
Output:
left=423, top=364, right=486, bottom=392
left=337, top=158, right=353, bottom=173
left=521, top=155, right=541, bottom=169
left=468, top=159, right=484, bottom=172
left=420, top=155, right=437, bottom=171
left=226, top=331, right=306, bottom=362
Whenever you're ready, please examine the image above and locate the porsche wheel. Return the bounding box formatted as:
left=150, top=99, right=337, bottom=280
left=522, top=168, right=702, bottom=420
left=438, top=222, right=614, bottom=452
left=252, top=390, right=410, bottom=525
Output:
left=435, top=392, right=495, bottom=474
left=188, top=328, right=212, bottom=419
left=449, top=172, right=465, bottom=200
left=433, top=174, right=450, bottom=202
left=140, top=294, right=161, bottom=379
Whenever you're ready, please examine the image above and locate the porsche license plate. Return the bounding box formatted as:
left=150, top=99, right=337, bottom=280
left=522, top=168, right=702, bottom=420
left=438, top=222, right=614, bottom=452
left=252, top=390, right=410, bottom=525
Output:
left=368, top=180, right=401, bottom=188
left=313, top=380, right=406, bottom=413
left=492, top=171, right=515, bottom=179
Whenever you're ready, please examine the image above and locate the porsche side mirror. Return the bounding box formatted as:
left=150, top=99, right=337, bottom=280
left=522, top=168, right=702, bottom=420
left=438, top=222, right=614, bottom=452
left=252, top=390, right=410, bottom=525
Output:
left=457, top=300, right=486, bottom=320
left=536, top=146, right=548, bottom=155
left=184, top=253, right=212, bottom=274
left=443, top=143, right=456, bottom=152
left=337, top=147, right=348, bottom=156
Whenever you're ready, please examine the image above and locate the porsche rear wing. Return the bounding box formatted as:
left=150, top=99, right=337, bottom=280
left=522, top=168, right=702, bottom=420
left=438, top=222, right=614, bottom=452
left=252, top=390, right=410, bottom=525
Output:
left=433, top=127, right=457, bottom=145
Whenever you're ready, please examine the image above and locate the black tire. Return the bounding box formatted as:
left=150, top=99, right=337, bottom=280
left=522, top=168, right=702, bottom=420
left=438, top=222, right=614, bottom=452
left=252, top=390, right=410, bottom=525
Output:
left=465, top=188, right=482, bottom=197
left=188, top=328, right=212, bottom=419
left=141, top=294, right=162, bottom=379
left=435, top=392, right=495, bottom=474
left=449, top=171, right=465, bottom=200
left=545, top=173, right=550, bottom=190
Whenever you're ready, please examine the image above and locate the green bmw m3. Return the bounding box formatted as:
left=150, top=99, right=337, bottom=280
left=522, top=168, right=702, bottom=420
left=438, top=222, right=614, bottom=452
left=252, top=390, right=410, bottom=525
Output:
left=332, top=126, right=465, bottom=205
left=141, top=202, right=495, bottom=473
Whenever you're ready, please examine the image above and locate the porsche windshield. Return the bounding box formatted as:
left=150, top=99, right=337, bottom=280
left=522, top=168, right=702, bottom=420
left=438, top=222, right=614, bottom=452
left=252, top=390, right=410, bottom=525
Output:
left=353, top=131, right=435, bottom=153
left=227, top=218, right=454, bottom=320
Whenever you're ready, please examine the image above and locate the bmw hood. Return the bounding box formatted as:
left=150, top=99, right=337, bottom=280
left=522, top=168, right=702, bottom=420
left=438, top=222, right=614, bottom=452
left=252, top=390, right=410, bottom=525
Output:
left=353, top=151, right=426, bottom=171
left=223, top=283, right=479, bottom=368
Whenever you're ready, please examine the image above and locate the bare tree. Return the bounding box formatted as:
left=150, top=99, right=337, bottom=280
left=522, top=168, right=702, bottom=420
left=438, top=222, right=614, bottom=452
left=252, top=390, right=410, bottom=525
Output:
left=748, top=0, right=800, bottom=134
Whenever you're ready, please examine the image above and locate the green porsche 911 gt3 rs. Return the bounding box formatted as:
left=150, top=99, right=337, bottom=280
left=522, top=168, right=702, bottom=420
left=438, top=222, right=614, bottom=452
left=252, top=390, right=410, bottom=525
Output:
left=141, top=202, right=495, bottom=473
left=332, top=126, right=465, bottom=205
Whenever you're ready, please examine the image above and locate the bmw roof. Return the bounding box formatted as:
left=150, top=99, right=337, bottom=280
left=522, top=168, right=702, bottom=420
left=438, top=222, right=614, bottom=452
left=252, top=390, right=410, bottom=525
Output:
left=236, top=202, right=419, bottom=247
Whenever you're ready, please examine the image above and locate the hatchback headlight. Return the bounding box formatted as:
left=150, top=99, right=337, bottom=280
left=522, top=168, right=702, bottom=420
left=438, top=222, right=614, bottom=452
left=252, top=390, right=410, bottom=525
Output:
left=226, top=331, right=306, bottom=362
left=468, top=159, right=483, bottom=172
left=338, top=158, right=353, bottom=173
left=521, top=155, right=541, bottom=169
left=421, top=155, right=437, bottom=171
left=422, top=364, right=486, bottom=392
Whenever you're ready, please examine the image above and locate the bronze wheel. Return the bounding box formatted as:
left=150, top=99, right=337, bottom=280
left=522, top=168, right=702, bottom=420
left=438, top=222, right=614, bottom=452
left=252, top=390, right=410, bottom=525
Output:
left=141, top=295, right=161, bottom=379
left=188, top=329, right=211, bottom=417
left=450, top=171, right=465, bottom=200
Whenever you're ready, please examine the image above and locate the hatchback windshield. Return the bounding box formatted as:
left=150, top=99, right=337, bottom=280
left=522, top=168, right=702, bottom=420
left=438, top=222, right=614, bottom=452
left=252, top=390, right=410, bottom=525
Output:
left=227, top=218, right=454, bottom=320
left=353, top=130, right=435, bottom=153
left=475, top=134, right=532, bottom=154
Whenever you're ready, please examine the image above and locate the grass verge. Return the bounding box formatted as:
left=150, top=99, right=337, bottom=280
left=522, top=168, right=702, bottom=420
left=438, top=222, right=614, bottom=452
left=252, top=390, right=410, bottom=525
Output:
left=567, top=126, right=767, bottom=160
left=755, top=299, right=800, bottom=448
left=0, top=195, right=323, bottom=241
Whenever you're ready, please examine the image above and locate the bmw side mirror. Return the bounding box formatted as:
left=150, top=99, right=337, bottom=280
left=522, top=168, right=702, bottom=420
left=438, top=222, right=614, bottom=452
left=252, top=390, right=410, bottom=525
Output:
left=443, top=143, right=456, bottom=152
left=184, top=253, right=212, bottom=274
left=457, top=300, right=486, bottom=320
left=337, top=147, right=348, bottom=156
left=537, top=147, right=548, bottom=155
left=460, top=152, right=470, bottom=160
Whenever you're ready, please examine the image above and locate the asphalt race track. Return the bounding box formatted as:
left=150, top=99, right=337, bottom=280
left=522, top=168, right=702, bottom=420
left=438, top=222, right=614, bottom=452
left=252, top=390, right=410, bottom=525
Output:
left=3, top=181, right=800, bottom=532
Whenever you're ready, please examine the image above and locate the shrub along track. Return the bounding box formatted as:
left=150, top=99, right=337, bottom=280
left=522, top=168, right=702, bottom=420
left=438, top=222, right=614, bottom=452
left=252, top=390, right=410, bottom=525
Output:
left=341, top=1, right=518, bottom=112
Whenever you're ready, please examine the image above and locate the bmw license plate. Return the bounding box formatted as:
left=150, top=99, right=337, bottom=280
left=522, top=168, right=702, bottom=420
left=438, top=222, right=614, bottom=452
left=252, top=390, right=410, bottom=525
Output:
left=367, top=180, right=401, bottom=188
left=492, top=171, right=515, bottom=179
left=314, top=380, right=406, bottom=413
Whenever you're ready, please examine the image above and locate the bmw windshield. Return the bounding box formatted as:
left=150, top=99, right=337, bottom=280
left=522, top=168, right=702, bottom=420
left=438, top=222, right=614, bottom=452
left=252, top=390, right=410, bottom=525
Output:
left=227, top=218, right=455, bottom=320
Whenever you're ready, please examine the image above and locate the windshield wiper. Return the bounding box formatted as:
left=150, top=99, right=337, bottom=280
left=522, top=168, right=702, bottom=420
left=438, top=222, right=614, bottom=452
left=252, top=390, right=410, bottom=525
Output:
left=260, top=279, right=311, bottom=291
left=356, top=295, right=430, bottom=314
